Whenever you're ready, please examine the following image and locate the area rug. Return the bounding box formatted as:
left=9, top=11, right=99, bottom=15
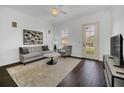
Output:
left=7, top=57, right=81, bottom=87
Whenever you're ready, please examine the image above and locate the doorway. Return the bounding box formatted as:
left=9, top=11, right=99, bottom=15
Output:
left=82, top=22, right=99, bottom=60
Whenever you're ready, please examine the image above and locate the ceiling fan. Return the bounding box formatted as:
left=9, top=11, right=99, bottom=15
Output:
left=51, top=5, right=67, bottom=16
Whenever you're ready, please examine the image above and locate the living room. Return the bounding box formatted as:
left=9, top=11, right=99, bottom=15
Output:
left=0, top=5, right=124, bottom=88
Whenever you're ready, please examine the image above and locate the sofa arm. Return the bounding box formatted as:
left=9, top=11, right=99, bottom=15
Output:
left=20, top=54, right=25, bottom=62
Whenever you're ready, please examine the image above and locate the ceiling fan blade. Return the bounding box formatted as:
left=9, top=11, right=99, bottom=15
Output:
left=61, top=10, right=67, bottom=14
left=58, top=5, right=64, bottom=7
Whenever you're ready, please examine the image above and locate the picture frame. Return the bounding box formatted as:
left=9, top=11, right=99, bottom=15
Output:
left=23, top=29, right=43, bottom=45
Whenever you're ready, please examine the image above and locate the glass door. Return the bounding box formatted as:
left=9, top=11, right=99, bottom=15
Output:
left=82, top=23, right=99, bottom=60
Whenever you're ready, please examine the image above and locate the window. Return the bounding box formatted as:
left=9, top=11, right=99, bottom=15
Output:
left=85, top=24, right=96, bottom=54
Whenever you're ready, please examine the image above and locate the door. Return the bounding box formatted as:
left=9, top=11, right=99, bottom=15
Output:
left=82, top=22, right=99, bottom=60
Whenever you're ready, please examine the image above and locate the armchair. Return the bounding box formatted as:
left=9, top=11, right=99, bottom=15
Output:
left=58, top=45, right=72, bottom=57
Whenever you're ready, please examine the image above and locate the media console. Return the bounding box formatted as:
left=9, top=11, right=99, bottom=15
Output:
left=103, top=55, right=124, bottom=87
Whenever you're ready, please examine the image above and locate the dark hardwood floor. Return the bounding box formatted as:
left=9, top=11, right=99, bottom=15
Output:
left=57, top=59, right=107, bottom=87
left=0, top=68, right=17, bottom=87
left=0, top=59, right=106, bottom=87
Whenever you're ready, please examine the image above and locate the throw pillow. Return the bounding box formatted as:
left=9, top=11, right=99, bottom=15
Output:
left=20, top=48, right=29, bottom=54
left=42, top=45, right=49, bottom=51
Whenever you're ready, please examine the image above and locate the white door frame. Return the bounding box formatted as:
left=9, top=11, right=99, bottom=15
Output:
left=82, top=22, right=99, bottom=60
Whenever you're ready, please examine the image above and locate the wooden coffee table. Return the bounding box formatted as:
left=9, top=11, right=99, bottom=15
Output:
left=43, top=52, right=60, bottom=65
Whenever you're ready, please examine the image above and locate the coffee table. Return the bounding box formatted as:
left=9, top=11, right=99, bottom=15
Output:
left=43, top=52, right=60, bottom=65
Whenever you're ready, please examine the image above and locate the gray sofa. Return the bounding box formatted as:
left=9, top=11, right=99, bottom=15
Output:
left=58, top=45, right=72, bottom=57
left=19, top=45, right=52, bottom=64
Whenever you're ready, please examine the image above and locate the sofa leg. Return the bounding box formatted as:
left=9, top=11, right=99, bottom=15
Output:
left=64, top=56, right=66, bottom=58
left=23, top=63, right=26, bottom=65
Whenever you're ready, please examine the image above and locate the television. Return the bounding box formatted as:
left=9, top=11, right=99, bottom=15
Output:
left=111, top=34, right=124, bottom=67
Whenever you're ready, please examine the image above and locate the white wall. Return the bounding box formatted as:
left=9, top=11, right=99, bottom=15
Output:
left=112, top=6, right=124, bottom=36
left=111, top=6, right=124, bottom=55
left=54, top=11, right=112, bottom=61
left=0, top=7, right=53, bottom=66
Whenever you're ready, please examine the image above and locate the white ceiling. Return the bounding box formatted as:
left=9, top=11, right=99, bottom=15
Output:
left=4, top=5, right=113, bottom=24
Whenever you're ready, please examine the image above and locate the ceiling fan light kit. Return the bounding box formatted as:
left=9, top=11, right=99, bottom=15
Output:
left=51, top=6, right=67, bottom=16
left=51, top=8, right=59, bottom=16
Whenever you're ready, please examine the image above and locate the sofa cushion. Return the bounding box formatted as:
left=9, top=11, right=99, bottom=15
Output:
left=20, top=47, right=29, bottom=54
left=28, top=46, right=43, bottom=53
left=42, top=45, right=49, bottom=51
left=22, top=52, right=43, bottom=59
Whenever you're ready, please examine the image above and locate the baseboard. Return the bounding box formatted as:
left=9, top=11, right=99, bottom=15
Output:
left=82, top=57, right=102, bottom=62
left=0, top=62, right=21, bottom=69
left=70, top=56, right=102, bottom=62
left=70, top=56, right=83, bottom=59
